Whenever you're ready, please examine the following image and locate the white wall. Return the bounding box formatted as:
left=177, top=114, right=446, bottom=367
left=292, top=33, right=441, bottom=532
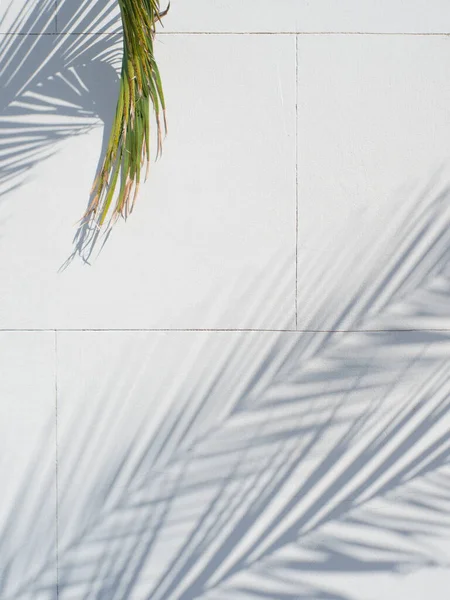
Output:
left=1, top=1, right=450, bottom=598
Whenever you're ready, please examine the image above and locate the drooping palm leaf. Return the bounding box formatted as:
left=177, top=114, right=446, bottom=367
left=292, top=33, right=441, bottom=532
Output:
left=84, top=0, right=167, bottom=228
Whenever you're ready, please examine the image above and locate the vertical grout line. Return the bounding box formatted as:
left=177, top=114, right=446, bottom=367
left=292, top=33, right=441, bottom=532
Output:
left=295, top=34, right=299, bottom=330
left=54, top=330, right=59, bottom=599
left=54, top=0, right=58, bottom=33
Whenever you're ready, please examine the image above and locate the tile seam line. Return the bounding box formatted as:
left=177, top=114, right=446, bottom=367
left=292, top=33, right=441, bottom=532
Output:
left=1, top=328, right=449, bottom=333
left=156, top=31, right=450, bottom=36
left=3, top=31, right=450, bottom=37
left=54, top=330, right=59, bottom=600
left=295, top=33, right=299, bottom=330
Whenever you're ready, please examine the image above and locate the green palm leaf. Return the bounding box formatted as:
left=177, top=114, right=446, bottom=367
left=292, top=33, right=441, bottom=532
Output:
left=84, top=0, right=167, bottom=229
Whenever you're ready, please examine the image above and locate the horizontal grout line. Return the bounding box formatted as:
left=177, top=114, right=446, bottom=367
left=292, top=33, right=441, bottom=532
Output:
left=2, top=31, right=450, bottom=37
left=1, top=328, right=449, bottom=334
left=157, top=31, right=450, bottom=36
left=0, top=31, right=56, bottom=36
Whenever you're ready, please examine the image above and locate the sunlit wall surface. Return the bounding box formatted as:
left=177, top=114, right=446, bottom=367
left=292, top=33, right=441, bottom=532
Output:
left=1, top=2, right=450, bottom=598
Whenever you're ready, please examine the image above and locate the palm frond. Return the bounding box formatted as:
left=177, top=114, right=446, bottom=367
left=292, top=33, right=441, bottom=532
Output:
left=83, top=0, right=167, bottom=229
left=0, top=0, right=166, bottom=257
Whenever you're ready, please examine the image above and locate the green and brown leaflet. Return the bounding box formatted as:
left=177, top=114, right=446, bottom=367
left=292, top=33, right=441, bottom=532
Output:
left=84, top=0, right=169, bottom=230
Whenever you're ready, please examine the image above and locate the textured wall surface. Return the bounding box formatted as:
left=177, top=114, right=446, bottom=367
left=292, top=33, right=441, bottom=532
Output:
left=1, top=1, right=450, bottom=598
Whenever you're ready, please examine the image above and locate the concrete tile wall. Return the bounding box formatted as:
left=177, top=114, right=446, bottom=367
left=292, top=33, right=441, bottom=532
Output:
left=0, top=0, right=56, bottom=34
left=0, top=332, right=56, bottom=597
left=55, top=0, right=450, bottom=34
left=1, top=1, right=450, bottom=598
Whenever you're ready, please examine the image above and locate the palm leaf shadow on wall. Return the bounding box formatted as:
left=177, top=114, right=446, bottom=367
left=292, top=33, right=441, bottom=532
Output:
left=0, top=0, right=136, bottom=263
left=1, top=178, right=450, bottom=598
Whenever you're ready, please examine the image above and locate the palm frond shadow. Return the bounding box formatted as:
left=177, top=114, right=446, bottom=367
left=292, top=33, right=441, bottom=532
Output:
left=1, top=179, right=449, bottom=598
left=0, top=0, right=133, bottom=262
